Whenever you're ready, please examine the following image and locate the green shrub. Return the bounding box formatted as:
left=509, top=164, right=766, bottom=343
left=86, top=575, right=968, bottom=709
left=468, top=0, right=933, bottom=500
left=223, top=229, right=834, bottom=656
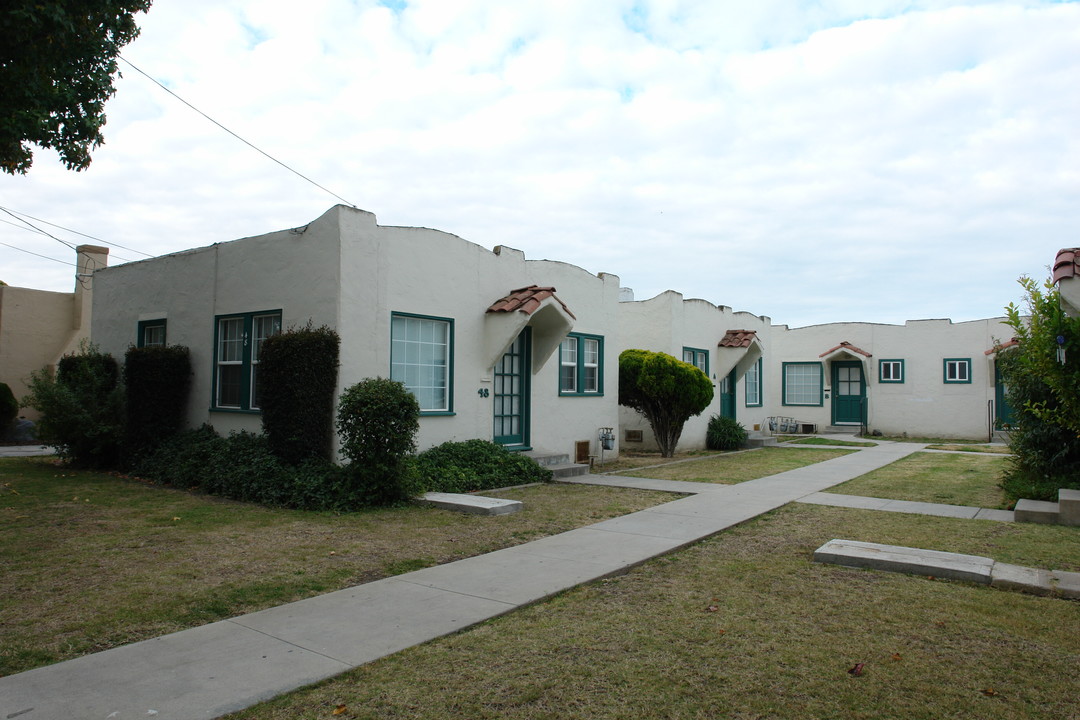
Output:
left=134, top=425, right=357, bottom=511
left=123, top=344, right=192, bottom=458
left=706, top=415, right=748, bottom=451
left=415, top=439, right=552, bottom=493
left=0, top=382, right=17, bottom=438
left=259, top=323, right=340, bottom=465
left=998, top=349, right=1080, bottom=502
left=23, top=342, right=124, bottom=468
left=336, top=378, right=420, bottom=505
left=619, top=349, right=713, bottom=457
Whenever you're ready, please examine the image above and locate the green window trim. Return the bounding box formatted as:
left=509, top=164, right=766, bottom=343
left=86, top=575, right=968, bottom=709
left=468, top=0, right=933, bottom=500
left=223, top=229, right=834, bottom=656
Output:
left=782, top=362, right=823, bottom=406
left=390, top=312, right=455, bottom=415
left=745, top=357, right=763, bottom=407
left=879, top=359, right=904, bottom=384
left=943, top=358, right=972, bottom=384
left=137, top=319, right=167, bottom=348
left=211, top=310, right=282, bottom=412
left=559, top=333, right=604, bottom=396
left=682, top=347, right=709, bottom=376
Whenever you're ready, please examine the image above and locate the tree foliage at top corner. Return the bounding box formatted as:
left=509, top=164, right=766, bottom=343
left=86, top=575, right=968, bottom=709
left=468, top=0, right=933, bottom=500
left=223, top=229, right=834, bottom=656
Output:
left=0, top=0, right=153, bottom=175
left=619, top=349, right=714, bottom=458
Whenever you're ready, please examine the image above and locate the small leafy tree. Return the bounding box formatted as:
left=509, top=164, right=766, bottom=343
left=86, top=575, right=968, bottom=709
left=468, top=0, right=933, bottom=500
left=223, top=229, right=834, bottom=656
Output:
left=23, top=342, right=124, bottom=467
left=259, top=323, right=340, bottom=465
left=619, top=349, right=714, bottom=457
left=1004, top=276, right=1080, bottom=437
left=336, top=378, right=420, bottom=505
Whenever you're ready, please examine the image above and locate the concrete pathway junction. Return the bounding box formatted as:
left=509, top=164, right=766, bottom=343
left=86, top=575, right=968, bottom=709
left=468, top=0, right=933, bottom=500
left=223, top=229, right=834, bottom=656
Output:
left=0, top=439, right=1027, bottom=719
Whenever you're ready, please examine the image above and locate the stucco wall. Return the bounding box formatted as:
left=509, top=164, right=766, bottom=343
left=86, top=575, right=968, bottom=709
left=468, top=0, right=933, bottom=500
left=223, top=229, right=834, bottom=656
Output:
left=0, top=286, right=75, bottom=419
left=769, top=318, right=1013, bottom=439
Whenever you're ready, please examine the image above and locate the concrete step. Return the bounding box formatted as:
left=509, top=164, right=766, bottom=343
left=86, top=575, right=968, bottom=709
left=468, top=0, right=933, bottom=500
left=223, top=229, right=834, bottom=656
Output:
left=546, top=462, right=590, bottom=479
left=1058, top=488, right=1080, bottom=526
left=747, top=434, right=778, bottom=448
left=522, top=450, right=570, bottom=467
left=1014, top=498, right=1060, bottom=524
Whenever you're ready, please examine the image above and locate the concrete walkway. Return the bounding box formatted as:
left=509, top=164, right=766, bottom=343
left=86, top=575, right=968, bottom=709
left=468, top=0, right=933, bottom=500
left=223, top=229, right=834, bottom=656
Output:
left=0, top=441, right=924, bottom=720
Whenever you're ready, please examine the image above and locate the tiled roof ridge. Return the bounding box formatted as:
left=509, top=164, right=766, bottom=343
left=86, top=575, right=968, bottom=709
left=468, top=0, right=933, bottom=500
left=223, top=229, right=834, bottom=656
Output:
left=718, top=329, right=758, bottom=348
left=1052, top=248, right=1080, bottom=284
left=819, top=341, right=872, bottom=358
left=487, top=285, right=576, bottom=319
left=985, top=337, right=1019, bottom=355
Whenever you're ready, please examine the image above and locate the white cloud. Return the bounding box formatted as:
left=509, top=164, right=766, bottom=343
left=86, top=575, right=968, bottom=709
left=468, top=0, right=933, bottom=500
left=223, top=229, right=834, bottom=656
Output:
left=2, top=0, right=1078, bottom=328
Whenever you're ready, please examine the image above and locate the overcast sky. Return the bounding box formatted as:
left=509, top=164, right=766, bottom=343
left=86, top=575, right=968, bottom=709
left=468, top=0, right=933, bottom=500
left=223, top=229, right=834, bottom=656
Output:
left=3, top=0, right=1077, bottom=328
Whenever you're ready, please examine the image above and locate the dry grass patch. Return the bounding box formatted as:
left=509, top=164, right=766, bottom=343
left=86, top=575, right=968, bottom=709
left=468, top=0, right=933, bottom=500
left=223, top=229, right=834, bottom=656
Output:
left=825, top=452, right=1009, bottom=508
left=623, top=446, right=853, bottom=483
left=593, top=449, right=725, bottom=474
left=228, top=504, right=1080, bottom=720
left=925, top=444, right=1012, bottom=454
left=0, top=458, right=673, bottom=676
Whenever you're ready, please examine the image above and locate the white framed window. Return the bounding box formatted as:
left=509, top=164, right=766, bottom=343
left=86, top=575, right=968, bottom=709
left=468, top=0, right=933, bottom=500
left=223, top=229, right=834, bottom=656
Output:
left=944, top=358, right=971, bottom=384
left=391, top=313, right=453, bottom=413
left=879, top=359, right=904, bottom=383
left=138, top=319, right=166, bottom=348
left=559, top=333, right=604, bottom=395
left=783, top=362, right=823, bottom=406
left=214, top=311, right=281, bottom=411
left=745, top=357, right=762, bottom=407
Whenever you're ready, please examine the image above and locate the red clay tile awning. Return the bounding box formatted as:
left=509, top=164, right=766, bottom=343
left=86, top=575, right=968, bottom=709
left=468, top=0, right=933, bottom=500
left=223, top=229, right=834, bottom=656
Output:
left=718, top=329, right=757, bottom=348
left=819, top=341, right=872, bottom=359
left=487, top=285, right=576, bottom=320
left=1053, top=248, right=1080, bottom=284
left=985, top=338, right=1019, bottom=355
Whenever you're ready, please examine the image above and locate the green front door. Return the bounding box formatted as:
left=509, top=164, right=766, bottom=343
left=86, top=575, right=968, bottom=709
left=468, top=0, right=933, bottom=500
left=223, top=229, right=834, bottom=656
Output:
left=832, top=361, right=865, bottom=425
left=719, top=369, right=736, bottom=420
left=995, top=363, right=1015, bottom=428
left=493, top=330, right=530, bottom=447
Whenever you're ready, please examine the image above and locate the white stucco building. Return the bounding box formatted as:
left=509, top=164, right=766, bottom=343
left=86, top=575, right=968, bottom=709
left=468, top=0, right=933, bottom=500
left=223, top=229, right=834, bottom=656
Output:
left=89, top=205, right=1020, bottom=458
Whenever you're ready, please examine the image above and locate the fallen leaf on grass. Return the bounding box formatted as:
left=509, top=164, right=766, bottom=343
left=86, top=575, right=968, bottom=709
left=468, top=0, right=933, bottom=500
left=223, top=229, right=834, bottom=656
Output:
left=981, top=688, right=1001, bottom=697
left=847, top=663, right=865, bottom=677
left=890, top=653, right=902, bottom=662
left=705, top=605, right=719, bottom=613
left=935, top=620, right=946, bottom=628
left=717, top=629, right=726, bottom=636
left=332, top=704, right=348, bottom=715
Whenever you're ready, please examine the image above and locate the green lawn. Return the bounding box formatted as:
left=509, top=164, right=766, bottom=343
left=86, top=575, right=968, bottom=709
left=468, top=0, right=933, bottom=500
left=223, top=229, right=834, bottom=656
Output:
left=228, top=503, right=1080, bottom=720
left=825, top=452, right=1009, bottom=508
left=621, top=446, right=853, bottom=483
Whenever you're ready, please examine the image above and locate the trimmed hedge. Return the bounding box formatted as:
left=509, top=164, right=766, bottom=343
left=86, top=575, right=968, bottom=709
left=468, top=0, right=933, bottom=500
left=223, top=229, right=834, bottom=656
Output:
left=415, top=439, right=552, bottom=493
left=259, top=324, right=340, bottom=465
left=124, top=344, right=191, bottom=457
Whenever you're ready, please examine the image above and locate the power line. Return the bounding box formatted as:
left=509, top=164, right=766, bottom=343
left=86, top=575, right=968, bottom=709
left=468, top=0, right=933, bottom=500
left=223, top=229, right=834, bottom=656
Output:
left=0, top=214, right=135, bottom=263
left=0, top=241, right=77, bottom=267
left=119, top=56, right=359, bottom=209
left=0, top=206, right=155, bottom=258
left=0, top=207, right=76, bottom=250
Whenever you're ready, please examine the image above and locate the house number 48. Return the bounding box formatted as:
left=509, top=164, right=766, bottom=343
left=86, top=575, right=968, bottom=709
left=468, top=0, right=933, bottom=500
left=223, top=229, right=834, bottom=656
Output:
left=477, top=388, right=490, bottom=398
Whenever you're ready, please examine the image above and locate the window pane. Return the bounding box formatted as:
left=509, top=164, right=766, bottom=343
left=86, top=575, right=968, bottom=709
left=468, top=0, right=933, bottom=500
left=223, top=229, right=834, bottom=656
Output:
left=217, top=364, right=242, bottom=407
left=391, top=315, right=450, bottom=411
left=785, top=364, right=820, bottom=405
left=144, top=324, right=165, bottom=347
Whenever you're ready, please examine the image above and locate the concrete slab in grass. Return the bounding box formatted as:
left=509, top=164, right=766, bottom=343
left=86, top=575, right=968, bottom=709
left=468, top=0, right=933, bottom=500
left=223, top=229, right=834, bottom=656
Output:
left=974, top=508, right=1015, bottom=522
left=877, top=499, right=982, bottom=519
left=1058, top=488, right=1080, bottom=526
left=990, top=562, right=1054, bottom=596
left=1015, top=498, right=1060, bottom=524
left=1051, top=569, right=1080, bottom=599
left=814, top=539, right=994, bottom=584
left=0, top=618, right=350, bottom=720
left=421, top=492, right=522, bottom=515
